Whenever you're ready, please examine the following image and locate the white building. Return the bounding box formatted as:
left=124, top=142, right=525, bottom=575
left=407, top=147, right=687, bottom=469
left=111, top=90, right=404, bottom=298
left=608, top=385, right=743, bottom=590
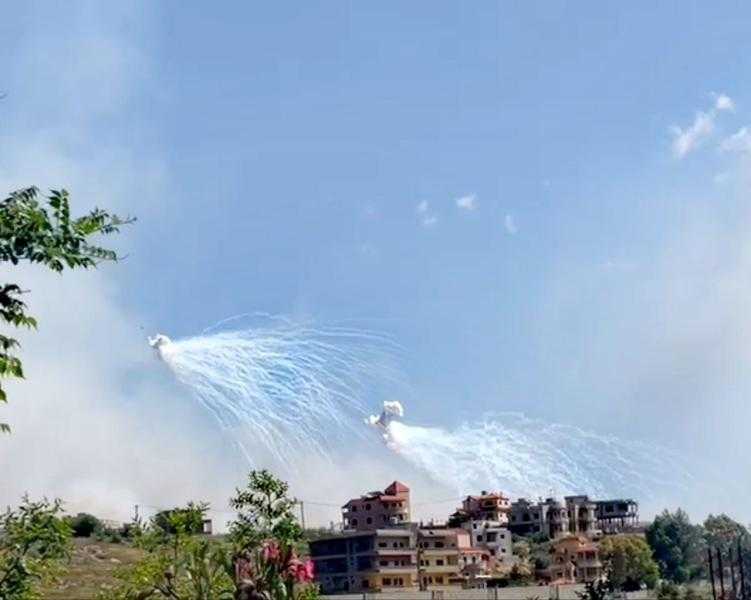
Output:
left=461, top=520, right=513, bottom=564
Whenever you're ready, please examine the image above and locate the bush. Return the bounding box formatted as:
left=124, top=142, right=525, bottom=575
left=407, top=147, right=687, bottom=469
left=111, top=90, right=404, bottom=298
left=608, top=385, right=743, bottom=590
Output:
left=66, top=512, right=102, bottom=538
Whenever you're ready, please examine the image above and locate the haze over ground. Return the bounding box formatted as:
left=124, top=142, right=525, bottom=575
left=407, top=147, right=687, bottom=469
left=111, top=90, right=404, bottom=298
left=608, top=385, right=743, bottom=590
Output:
left=2, top=2, right=751, bottom=526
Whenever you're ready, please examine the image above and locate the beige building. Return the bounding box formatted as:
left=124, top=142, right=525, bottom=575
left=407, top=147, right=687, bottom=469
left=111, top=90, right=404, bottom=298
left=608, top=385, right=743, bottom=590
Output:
left=342, top=481, right=410, bottom=531
left=417, top=528, right=472, bottom=589
left=546, top=535, right=603, bottom=584
left=452, top=491, right=511, bottom=524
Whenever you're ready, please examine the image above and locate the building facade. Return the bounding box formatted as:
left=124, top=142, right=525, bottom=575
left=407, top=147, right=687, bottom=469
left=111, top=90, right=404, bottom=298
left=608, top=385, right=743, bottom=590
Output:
left=509, top=497, right=569, bottom=538
left=417, top=528, right=473, bottom=589
left=565, top=496, right=598, bottom=537
left=310, top=528, right=418, bottom=594
left=342, top=481, right=411, bottom=531
left=461, top=519, right=513, bottom=564
left=595, top=499, right=639, bottom=533
left=546, top=535, right=603, bottom=584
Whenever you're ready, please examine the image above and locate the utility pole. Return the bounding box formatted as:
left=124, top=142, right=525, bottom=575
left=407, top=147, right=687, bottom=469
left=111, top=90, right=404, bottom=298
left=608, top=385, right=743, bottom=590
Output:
left=298, top=501, right=306, bottom=530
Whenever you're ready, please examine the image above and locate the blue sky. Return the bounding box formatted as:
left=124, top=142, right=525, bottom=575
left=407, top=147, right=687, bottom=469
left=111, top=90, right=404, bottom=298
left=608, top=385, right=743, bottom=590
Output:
left=3, top=2, right=751, bottom=521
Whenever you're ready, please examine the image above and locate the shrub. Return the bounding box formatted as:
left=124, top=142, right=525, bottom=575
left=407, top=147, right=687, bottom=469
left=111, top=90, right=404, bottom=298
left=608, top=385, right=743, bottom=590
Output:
left=66, top=512, right=102, bottom=538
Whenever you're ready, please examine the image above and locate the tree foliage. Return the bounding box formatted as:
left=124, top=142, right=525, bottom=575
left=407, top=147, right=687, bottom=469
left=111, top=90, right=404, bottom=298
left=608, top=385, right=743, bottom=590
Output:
left=576, top=577, right=610, bottom=600
left=0, top=187, right=133, bottom=433
left=646, top=509, right=706, bottom=583
left=600, top=534, right=660, bottom=590
left=703, top=514, right=749, bottom=553
left=0, top=496, right=72, bottom=600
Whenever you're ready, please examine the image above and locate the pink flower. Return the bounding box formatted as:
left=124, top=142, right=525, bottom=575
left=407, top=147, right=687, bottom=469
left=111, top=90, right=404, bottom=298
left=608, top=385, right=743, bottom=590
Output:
left=302, top=560, right=315, bottom=582
left=261, top=540, right=281, bottom=562
left=287, top=559, right=315, bottom=584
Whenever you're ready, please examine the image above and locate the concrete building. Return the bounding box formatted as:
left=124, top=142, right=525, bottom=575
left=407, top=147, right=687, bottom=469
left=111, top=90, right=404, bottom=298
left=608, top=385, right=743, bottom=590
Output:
left=565, top=496, right=598, bottom=537
left=509, top=497, right=569, bottom=538
left=595, top=499, right=639, bottom=533
left=546, top=535, right=603, bottom=584
left=457, top=491, right=511, bottom=524
left=461, top=519, right=513, bottom=564
left=417, top=528, right=472, bottom=589
left=342, top=481, right=410, bottom=531
left=309, top=528, right=418, bottom=593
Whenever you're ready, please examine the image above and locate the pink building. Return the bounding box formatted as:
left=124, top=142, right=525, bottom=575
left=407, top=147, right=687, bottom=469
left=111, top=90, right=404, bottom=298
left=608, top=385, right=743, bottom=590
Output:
left=342, top=481, right=411, bottom=530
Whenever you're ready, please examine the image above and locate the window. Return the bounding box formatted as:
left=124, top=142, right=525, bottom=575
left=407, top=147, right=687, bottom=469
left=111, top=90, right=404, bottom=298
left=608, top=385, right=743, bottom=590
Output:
left=352, top=518, right=358, bottom=526
left=366, top=517, right=372, bottom=525
left=477, top=535, right=483, bottom=542
left=378, top=542, right=387, bottom=547
left=365, top=504, right=371, bottom=511
left=383, top=578, right=391, bottom=586
left=362, top=580, right=369, bottom=589
left=435, top=541, right=444, bottom=548
left=436, top=559, right=444, bottom=566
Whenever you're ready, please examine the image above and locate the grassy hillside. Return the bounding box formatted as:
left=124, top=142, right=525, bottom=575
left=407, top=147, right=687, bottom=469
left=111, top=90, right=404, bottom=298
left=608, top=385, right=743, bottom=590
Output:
left=39, top=538, right=144, bottom=599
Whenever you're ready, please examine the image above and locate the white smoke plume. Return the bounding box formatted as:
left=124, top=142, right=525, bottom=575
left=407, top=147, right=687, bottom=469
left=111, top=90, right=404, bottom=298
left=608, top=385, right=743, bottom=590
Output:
left=370, top=401, right=695, bottom=504
left=152, top=315, right=402, bottom=465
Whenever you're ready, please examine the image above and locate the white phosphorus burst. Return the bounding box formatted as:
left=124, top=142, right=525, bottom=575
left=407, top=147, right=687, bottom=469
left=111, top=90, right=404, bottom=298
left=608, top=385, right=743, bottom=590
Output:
left=151, top=316, right=401, bottom=466
left=373, top=402, right=694, bottom=501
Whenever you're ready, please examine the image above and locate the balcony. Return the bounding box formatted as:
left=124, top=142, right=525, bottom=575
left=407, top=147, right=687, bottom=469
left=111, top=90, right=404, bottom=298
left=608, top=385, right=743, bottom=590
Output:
left=374, top=548, right=417, bottom=556
left=421, top=565, right=461, bottom=574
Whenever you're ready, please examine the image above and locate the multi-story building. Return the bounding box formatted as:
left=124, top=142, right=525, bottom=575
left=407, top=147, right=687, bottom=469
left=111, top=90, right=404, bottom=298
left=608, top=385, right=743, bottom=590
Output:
left=595, top=499, right=639, bottom=533
left=342, top=481, right=410, bottom=531
left=457, top=491, right=511, bottom=524
left=417, top=528, right=471, bottom=589
left=565, top=496, right=598, bottom=537
left=546, top=535, right=603, bottom=584
left=309, top=528, right=418, bottom=593
left=509, top=497, right=569, bottom=538
left=460, top=519, right=513, bottom=564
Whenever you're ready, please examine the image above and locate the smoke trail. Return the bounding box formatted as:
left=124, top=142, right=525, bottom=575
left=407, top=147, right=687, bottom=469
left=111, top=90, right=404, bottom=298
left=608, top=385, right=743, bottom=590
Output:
left=151, top=315, right=401, bottom=465
left=372, top=403, right=694, bottom=501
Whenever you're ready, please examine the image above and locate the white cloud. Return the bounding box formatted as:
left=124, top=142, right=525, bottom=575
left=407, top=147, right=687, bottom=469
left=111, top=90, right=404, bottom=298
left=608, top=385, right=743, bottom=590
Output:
left=421, top=215, right=438, bottom=227
left=720, top=127, right=751, bottom=154
left=671, top=111, right=715, bottom=158
left=714, top=93, right=735, bottom=112
left=416, top=200, right=429, bottom=214
left=670, top=93, right=735, bottom=159
left=456, top=194, right=477, bottom=211
left=504, top=214, right=517, bottom=235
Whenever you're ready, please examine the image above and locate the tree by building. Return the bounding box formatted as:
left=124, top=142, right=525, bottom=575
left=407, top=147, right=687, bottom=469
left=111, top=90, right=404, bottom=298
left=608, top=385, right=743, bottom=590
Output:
left=646, top=509, right=706, bottom=583
left=0, top=187, right=132, bottom=433
left=599, top=534, right=659, bottom=590
left=0, top=496, right=72, bottom=600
